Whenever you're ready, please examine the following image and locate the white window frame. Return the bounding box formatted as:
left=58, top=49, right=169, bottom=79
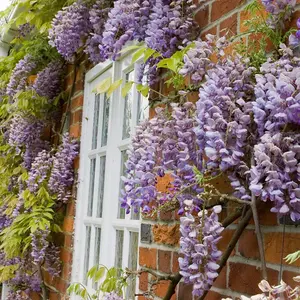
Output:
left=72, top=49, right=148, bottom=298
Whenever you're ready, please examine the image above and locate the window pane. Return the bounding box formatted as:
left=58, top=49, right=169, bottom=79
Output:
left=114, top=230, right=124, bottom=269
left=101, top=94, right=109, bottom=147
left=118, top=150, right=128, bottom=219
left=122, top=71, right=134, bottom=139
left=87, top=159, right=96, bottom=217
left=96, top=156, right=106, bottom=218
left=94, top=227, right=101, bottom=266
left=92, top=95, right=100, bottom=149
left=131, top=207, right=140, bottom=220
left=127, top=232, right=139, bottom=299
left=83, top=226, right=91, bottom=284
left=137, top=94, right=149, bottom=124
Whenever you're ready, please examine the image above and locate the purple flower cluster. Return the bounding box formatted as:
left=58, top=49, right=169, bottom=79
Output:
left=195, top=53, right=255, bottom=173
left=99, top=0, right=150, bottom=60
left=250, top=133, right=300, bottom=221
left=262, top=0, right=296, bottom=28
left=48, top=134, right=79, bottom=202
left=30, top=228, right=49, bottom=264
left=27, top=150, right=53, bottom=193
left=103, top=292, right=124, bottom=300
left=121, top=103, right=200, bottom=215
left=49, top=2, right=91, bottom=61
left=0, top=205, right=12, bottom=230
left=8, top=115, right=48, bottom=169
left=32, top=60, right=64, bottom=100
left=179, top=204, right=223, bottom=297
left=44, top=243, right=61, bottom=277
left=85, top=0, right=113, bottom=63
left=6, top=55, right=36, bottom=97
left=145, top=0, right=197, bottom=57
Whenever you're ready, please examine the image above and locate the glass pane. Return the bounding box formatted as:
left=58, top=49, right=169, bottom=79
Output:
left=87, top=159, right=96, bottom=217
left=92, top=95, right=100, bottom=149
left=127, top=232, right=139, bottom=299
left=83, top=226, right=91, bottom=284
left=131, top=207, right=140, bottom=220
left=93, top=227, right=101, bottom=289
left=122, top=71, right=134, bottom=139
left=94, top=227, right=101, bottom=266
left=101, top=94, right=109, bottom=147
left=137, top=93, right=149, bottom=124
left=96, top=156, right=106, bottom=218
left=114, top=230, right=124, bottom=270
left=118, top=150, right=128, bottom=219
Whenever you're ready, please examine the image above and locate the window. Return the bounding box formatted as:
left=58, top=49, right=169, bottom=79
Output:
left=72, top=52, right=148, bottom=298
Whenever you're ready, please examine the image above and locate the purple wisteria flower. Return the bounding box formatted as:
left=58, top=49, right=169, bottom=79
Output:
left=6, top=55, right=36, bottom=98
left=179, top=204, right=223, bottom=297
left=49, top=2, right=91, bottom=61
left=103, top=292, right=124, bottom=300
left=48, top=133, right=79, bottom=202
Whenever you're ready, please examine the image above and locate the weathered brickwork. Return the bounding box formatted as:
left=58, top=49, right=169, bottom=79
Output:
left=49, top=1, right=300, bottom=299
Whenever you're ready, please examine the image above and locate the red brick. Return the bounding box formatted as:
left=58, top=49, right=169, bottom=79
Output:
left=264, top=232, right=300, bottom=267
left=64, top=234, right=73, bottom=249
left=66, top=201, right=75, bottom=217
left=74, top=156, right=80, bottom=170
left=195, top=5, right=209, bottom=28
left=152, top=224, right=180, bottom=246
left=211, top=0, right=245, bottom=22
left=139, top=247, right=157, bottom=269
left=218, top=229, right=235, bottom=255
left=220, top=13, right=237, bottom=37
left=228, top=262, right=278, bottom=294
left=75, top=78, right=84, bottom=93
left=139, top=272, right=148, bottom=291
left=158, top=250, right=171, bottom=273
left=69, top=123, right=81, bottom=138
left=55, top=279, right=68, bottom=293
left=49, top=292, right=61, bottom=300
left=178, top=283, right=193, bottom=300
left=60, top=248, right=73, bottom=264
left=172, top=252, right=180, bottom=273
left=282, top=270, right=300, bottom=287
left=63, top=216, right=74, bottom=233
left=71, top=94, right=84, bottom=111
left=62, top=263, right=72, bottom=280
left=159, top=210, right=173, bottom=221
left=29, top=292, right=40, bottom=300
left=154, top=280, right=175, bottom=299
left=206, top=290, right=225, bottom=300
left=238, top=230, right=260, bottom=259
left=201, top=26, right=217, bottom=40
left=71, top=109, right=83, bottom=124
left=213, top=266, right=227, bottom=289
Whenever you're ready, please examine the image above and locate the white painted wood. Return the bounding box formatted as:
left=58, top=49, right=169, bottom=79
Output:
left=71, top=54, right=148, bottom=299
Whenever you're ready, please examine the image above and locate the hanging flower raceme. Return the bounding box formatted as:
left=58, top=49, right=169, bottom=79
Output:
left=48, top=133, right=79, bottom=203
left=121, top=102, right=201, bottom=215
left=6, top=55, right=36, bottom=98
left=8, top=115, right=49, bottom=169
left=32, top=60, right=64, bottom=100
left=262, top=0, right=296, bottom=29
left=85, top=0, right=113, bottom=63
left=49, top=2, right=91, bottom=61
left=179, top=203, right=223, bottom=297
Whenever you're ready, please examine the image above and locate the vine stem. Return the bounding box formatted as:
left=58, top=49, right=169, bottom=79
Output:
left=37, top=265, right=48, bottom=300
left=250, top=158, right=268, bottom=280
left=197, top=207, right=253, bottom=300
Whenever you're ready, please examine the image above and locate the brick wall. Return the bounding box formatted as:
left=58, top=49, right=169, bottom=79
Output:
left=42, top=59, right=88, bottom=300
left=47, top=1, right=300, bottom=299
left=138, top=1, right=300, bottom=300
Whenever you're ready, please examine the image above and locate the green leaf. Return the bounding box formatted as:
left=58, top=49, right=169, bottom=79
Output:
left=143, top=48, right=157, bottom=62
left=121, top=81, right=134, bottom=98
left=25, top=12, right=35, bottom=23
left=136, top=84, right=149, bottom=97
left=131, top=47, right=146, bottom=64
left=107, top=79, right=122, bottom=97
left=87, top=265, right=98, bottom=279
left=94, top=267, right=105, bottom=282
left=285, top=250, right=300, bottom=264
left=13, top=166, right=22, bottom=175
left=118, top=44, right=144, bottom=54
left=94, top=77, right=111, bottom=94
